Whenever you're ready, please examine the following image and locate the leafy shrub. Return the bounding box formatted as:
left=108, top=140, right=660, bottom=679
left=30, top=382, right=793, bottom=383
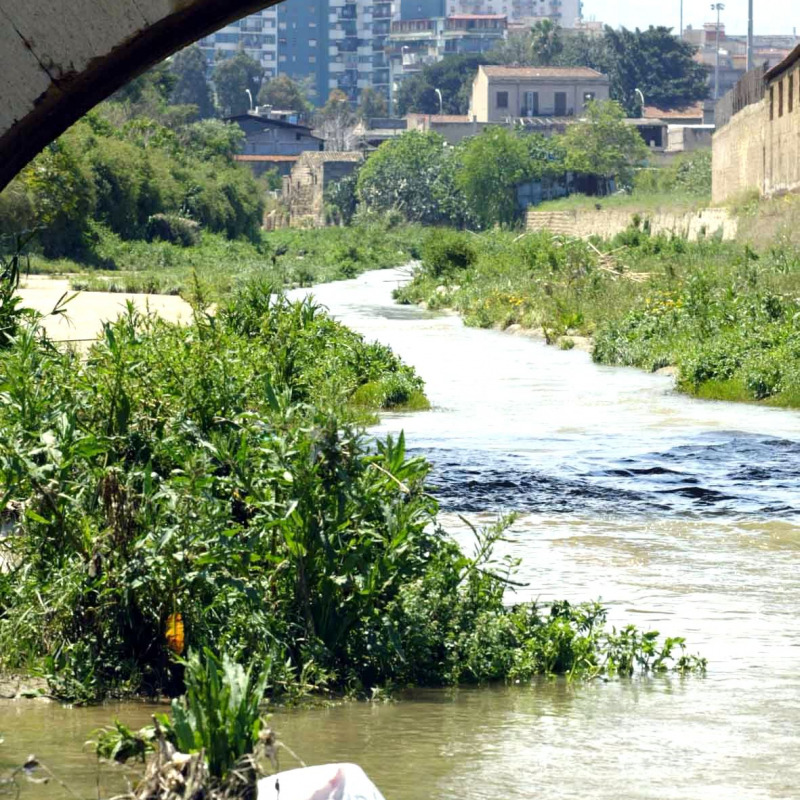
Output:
left=422, top=229, right=477, bottom=278
left=146, top=213, right=201, bottom=247
left=169, top=650, right=269, bottom=780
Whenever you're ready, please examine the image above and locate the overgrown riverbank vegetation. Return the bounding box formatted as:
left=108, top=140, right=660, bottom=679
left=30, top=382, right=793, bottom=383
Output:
left=0, top=271, right=705, bottom=702
left=396, top=225, right=800, bottom=408
left=0, top=67, right=423, bottom=298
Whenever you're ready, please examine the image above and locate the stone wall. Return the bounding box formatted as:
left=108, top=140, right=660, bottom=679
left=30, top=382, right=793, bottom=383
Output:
left=711, top=100, right=766, bottom=204
left=525, top=206, right=738, bottom=241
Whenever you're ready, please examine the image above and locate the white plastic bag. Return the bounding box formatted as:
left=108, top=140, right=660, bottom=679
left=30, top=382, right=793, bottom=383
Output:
left=257, top=763, right=386, bottom=800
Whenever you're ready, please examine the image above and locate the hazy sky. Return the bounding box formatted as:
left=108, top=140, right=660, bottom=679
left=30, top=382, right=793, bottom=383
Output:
left=581, top=0, right=800, bottom=37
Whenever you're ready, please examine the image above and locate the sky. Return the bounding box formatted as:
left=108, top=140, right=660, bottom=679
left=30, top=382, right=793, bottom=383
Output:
left=581, top=0, right=800, bottom=37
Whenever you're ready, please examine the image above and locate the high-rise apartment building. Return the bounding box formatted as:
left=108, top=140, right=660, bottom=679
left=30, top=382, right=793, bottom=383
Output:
left=199, top=0, right=390, bottom=107
left=198, top=9, right=279, bottom=81
left=445, top=0, right=581, bottom=27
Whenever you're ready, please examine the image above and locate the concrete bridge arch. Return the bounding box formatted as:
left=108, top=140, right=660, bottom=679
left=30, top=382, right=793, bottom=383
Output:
left=0, top=0, right=278, bottom=192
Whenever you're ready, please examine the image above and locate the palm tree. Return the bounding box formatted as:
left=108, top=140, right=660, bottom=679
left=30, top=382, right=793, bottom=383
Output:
left=530, top=19, right=563, bottom=66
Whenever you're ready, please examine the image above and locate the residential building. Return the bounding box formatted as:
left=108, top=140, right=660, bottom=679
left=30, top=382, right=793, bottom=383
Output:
left=284, top=151, right=364, bottom=226
left=712, top=47, right=800, bottom=203
left=684, top=23, right=799, bottom=100
left=448, top=0, right=581, bottom=27
left=387, top=13, right=507, bottom=106
left=198, top=9, right=279, bottom=80
left=227, top=112, right=324, bottom=177
left=469, top=65, right=610, bottom=122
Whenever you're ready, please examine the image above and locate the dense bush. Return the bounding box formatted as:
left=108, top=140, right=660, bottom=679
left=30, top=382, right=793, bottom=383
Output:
left=421, top=229, right=478, bottom=278
left=0, top=111, right=263, bottom=260
left=146, top=214, right=201, bottom=247
left=0, top=279, right=702, bottom=700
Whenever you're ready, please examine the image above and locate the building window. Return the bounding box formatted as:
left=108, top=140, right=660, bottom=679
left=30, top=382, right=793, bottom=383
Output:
left=555, top=91, right=567, bottom=115
left=309, top=55, right=317, bottom=63
left=583, top=91, right=595, bottom=106
left=496, top=91, right=508, bottom=109
left=790, top=75, right=795, bottom=113
left=309, top=38, right=317, bottom=46
left=779, top=80, right=784, bottom=117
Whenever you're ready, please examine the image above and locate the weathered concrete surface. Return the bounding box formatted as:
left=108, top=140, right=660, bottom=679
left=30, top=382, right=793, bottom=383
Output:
left=0, top=0, right=280, bottom=192
left=526, top=207, right=738, bottom=241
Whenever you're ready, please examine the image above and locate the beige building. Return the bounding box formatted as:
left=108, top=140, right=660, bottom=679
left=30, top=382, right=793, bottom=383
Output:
left=469, top=65, right=610, bottom=122
left=712, top=46, right=800, bottom=204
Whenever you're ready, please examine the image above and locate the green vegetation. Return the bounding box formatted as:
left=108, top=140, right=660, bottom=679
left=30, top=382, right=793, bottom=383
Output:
left=0, top=109, right=263, bottom=262
left=355, top=104, right=643, bottom=229
left=396, top=226, right=800, bottom=407
left=0, top=267, right=703, bottom=701
left=537, top=149, right=712, bottom=213
left=55, top=219, right=424, bottom=298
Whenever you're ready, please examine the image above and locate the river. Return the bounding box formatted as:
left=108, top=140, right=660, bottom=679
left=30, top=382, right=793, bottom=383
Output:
left=2, top=267, right=800, bottom=799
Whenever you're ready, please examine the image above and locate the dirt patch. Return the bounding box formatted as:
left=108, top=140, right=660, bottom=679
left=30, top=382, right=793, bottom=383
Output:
left=18, top=277, right=193, bottom=344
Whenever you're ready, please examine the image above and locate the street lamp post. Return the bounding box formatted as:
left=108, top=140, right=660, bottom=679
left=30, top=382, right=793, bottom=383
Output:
left=680, top=0, right=683, bottom=40
left=747, top=0, right=754, bottom=71
left=711, top=3, right=725, bottom=100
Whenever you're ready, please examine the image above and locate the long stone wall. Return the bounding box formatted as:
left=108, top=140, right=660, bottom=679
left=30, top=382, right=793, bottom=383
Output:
left=525, top=207, right=738, bottom=241
left=711, top=101, right=766, bottom=204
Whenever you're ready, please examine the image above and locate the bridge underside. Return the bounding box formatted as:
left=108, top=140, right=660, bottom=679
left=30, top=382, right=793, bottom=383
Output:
left=0, top=0, right=279, bottom=192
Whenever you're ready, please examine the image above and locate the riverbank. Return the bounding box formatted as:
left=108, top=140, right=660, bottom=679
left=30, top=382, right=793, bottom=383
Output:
left=395, top=227, right=800, bottom=408
left=24, top=220, right=425, bottom=299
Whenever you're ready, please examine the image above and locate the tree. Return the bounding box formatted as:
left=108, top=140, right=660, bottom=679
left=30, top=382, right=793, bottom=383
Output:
left=601, top=27, right=708, bottom=114
left=357, top=87, right=388, bottom=120
left=213, top=51, right=264, bottom=117
left=396, top=54, right=488, bottom=115
left=557, top=26, right=709, bottom=116
left=486, top=31, right=535, bottom=66
left=530, top=20, right=563, bottom=66
left=180, top=119, right=245, bottom=162
left=315, top=90, right=357, bottom=151
left=562, top=100, right=649, bottom=190
left=170, top=45, right=215, bottom=119
left=257, top=74, right=312, bottom=117
left=356, top=131, right=449, bottom=223
left=455, top=127, right=532, bottom=227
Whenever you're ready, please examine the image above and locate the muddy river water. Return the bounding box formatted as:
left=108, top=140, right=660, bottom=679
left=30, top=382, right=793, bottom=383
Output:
left=3, top=268, right=800, bottom=799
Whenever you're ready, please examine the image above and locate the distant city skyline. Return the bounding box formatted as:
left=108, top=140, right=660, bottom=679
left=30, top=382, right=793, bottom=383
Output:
left=581, top=0, right=799, bottom=36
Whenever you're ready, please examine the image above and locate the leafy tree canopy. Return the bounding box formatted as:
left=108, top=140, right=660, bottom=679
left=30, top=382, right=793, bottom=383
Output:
left=396, top=54, right=488, bottom=116
left=357, top=87, right=389, bottom=120
left=170, top=45, right=216, bottom=119
left=562, top=100, right=649, bottom=186
left=356, top=131, right=449, bottom=223
left=456, top=127, right=533, bottom=227
left=213, top=51, right=264, bottom=117
left=598, top=26, right=709, bottom=114
left=257, top=74, right=312, bottom=116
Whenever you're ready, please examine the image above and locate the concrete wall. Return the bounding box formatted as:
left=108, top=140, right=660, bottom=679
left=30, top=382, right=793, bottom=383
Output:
left=765, top=63, right=800, bottom=197
left=712, top=61, right=800, bottom=204
left=0, top=0, right=278, bottom=192
left=526, top=207, right=738, bottom=242
left=712, top=101, right=766, bottom=204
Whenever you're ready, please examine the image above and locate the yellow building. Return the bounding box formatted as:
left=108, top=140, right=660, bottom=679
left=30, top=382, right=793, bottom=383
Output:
left=468, top=65, right=610, bottom=122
